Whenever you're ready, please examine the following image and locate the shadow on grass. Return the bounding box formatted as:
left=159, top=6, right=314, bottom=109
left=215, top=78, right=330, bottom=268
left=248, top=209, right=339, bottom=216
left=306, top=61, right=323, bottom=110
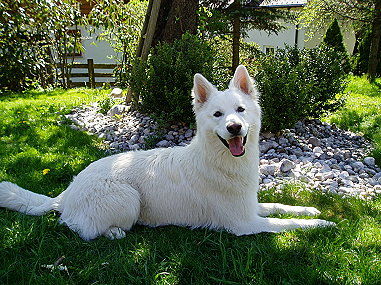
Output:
left=370, top=80, right=381, bottom=96
left=1, top=85, right=380, bottom=284
left=2, top=185, right=380, bottom=284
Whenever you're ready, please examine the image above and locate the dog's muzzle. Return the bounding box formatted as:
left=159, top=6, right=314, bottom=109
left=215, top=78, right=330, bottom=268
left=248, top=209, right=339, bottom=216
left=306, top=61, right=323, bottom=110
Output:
left=217, top=134, right=248, bottom=157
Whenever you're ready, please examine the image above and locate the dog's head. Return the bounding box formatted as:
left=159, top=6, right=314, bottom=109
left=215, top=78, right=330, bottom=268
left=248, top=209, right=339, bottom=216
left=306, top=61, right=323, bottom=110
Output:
left=192, top=65, right=261, bottom=157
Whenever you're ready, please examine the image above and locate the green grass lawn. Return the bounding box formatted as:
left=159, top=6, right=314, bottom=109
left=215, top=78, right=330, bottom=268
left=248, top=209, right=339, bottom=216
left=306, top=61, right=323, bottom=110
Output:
left=326, top=75, right=381, bottom=165
left=1, top=87, right=381, bottom=284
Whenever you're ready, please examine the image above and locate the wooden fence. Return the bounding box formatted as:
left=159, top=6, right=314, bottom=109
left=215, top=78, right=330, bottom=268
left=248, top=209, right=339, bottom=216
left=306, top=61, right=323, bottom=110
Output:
left=65, top=59, right=117, bottom=88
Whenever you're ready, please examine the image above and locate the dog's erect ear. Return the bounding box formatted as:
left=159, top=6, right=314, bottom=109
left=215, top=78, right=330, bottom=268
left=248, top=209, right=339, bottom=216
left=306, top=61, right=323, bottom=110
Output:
left=192, top=73, right=216, bottom=108
left=230, top=65, right=256, bottom=97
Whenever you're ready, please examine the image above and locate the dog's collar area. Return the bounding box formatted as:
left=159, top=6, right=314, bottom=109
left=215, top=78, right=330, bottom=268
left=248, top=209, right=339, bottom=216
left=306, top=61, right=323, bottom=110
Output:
left=217, top=134, right=247, bottom=157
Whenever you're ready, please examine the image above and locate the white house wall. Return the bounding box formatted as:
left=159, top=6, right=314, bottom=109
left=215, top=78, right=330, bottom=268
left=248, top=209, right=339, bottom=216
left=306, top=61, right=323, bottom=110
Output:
left=245, top=22, right=306, bottom=52
left=70, top=26, right=118, bottom=84
left=303, top=22, right=356, bottom=55
left=77, top=26, right=118, bottom=64
left=245, top=11, right=356, bottom=55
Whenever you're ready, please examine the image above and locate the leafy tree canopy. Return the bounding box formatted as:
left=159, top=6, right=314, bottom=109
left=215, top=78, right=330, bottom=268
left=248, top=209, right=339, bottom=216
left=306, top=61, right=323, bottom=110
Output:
left=199, top=0, right=291, bottom=38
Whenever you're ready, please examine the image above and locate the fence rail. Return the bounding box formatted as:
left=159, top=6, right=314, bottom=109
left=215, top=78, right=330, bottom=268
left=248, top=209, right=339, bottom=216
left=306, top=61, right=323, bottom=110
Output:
left=59, top=59, right=117, bottom=88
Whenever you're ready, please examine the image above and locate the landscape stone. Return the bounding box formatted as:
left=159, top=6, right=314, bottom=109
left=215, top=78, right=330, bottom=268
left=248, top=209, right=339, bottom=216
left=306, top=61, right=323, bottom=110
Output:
left=364, top=157, right=376, bottom=167
left=64, top=104, right=381, bottom=200
left=107, top=104, right=129, bottom=116
left=280, top=159, right=295, bottom=173
left=109, top=88, right=123, bottom=98
left=308, top=136, right=321, bottom=147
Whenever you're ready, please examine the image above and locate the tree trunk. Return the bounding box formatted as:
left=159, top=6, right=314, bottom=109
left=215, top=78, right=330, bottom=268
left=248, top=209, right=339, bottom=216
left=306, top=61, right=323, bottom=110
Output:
left=152, top=0, right=198, bottom=47
left=232, top=0, right=241, bottom=73
left=135, top=0, right=154, bottom=59
left=232, top=16, right=240, bottom=73
left=367, top=0, right=381, bottom=82
left=128, top=0, right=198, bottom=103
left=126, top=0, right=160, bottom=103
left=140, top=0, right=162, bottom=61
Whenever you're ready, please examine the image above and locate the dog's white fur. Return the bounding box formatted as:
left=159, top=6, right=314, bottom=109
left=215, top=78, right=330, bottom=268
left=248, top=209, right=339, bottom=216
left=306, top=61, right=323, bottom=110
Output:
left=0, top=66, right=334, bottom=240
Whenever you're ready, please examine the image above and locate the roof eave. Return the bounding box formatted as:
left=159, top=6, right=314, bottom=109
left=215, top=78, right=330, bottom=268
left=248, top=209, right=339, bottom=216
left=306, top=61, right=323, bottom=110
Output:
left=259, top=4, right=305, bottom=8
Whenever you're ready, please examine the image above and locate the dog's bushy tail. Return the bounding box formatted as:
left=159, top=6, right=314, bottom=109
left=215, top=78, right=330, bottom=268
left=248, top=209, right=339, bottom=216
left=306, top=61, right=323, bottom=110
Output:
left=0, top=181, right=57, bottom=216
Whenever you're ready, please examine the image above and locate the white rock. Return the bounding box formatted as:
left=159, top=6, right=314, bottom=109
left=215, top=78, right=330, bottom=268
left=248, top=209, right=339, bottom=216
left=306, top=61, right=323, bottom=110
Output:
left=343, top=164, right=352, bottom=171
left=288, top=169, right=301, bottom=179
left=338, top=171, right=349, bottom=179
left=348, top=176, right=359, bottom=183
left=359, top=172, right=369, bottom=179
left=342, top=179, right=354, bottom=187
left=260, top=165, right=278, bottom=176
left=308, top=137, right=321, bottom=147
left=278, top=137, right=289, bottom=146
left=260, top=141, right=278, bottom=153
left=107, top=104, right=129, bottom=116
left=156, top=140, right=170, bottom=148
left=315, top=173, right=325, bottom=181
left=374, top=173, right=381, bottom=180
left=262, top=178, right=273, bottom=184
left=280, top=159, right=295, bottom=173
left=313, top=146, right=323, bottom=154
left=138, top=136, right=145, bottom=144
left=110, top=88, right=123, bottom=98
left=351, top=161, right=365, bottom=170
left=129, top=134, right=139, bottom=144
left=129, top=144, right=140, bottom=151
left=364, top=157, right=376, bottom=167
left=368, top=178, right=378, bottom=186
left=262, top=132, right=275, bottom=139
left=184, top=129, right=193, bottom=138
left=323, top=171, right=335, bottom=180
left=339, top=186, right=351, bottom=193
left=329, top=181, right=339, bottom=190
left=165, top=134, right=175, bottom=141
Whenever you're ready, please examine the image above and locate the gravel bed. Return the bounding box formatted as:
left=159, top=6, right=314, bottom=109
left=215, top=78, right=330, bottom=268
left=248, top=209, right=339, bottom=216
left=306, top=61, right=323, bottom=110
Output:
left=64, top=103, right=381, bottom=200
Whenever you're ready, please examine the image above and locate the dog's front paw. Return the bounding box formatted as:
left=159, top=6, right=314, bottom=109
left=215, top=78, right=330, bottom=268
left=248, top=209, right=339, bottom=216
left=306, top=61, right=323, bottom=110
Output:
left=301, top=206, right=321, bottom=216
left=298, top=218, right=336, bottom=229
left=318, top=220, right=336, bottom=227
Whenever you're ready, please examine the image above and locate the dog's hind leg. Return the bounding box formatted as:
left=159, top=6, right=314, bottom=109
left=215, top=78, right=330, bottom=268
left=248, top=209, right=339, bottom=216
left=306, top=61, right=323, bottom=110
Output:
left=59, top=182, right=141, bottom=240
left=258, top=203, right=321, bottom=217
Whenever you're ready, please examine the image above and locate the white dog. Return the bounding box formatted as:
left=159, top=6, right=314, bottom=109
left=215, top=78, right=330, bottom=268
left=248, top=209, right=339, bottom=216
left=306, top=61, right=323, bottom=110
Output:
left=0, top=65, right=334, bottom=240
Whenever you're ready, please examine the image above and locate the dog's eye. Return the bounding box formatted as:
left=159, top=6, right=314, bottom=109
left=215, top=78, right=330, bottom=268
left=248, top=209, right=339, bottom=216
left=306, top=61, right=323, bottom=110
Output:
left=237, top=106, right=245, bottom=113
left=213, top=111, right=223, bottom=117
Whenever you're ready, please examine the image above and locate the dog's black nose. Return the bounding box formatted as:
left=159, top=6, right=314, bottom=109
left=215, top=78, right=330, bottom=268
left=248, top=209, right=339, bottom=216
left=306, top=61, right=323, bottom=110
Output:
left=227, top=123, right=242, bottom=135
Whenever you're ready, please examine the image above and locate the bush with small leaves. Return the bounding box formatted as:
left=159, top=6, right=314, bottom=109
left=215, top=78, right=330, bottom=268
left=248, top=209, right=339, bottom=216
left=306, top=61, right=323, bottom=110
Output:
left=255, top=45, right=347, bottom=133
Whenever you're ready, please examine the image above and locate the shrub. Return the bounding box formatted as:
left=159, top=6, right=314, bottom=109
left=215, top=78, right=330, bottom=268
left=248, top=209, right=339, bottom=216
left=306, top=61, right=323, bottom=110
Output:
left=130, top=33, right=218, bottom=124
left=97, top=97, right=116, bottom=115
left=255, top=45, right=347, bottom=133
left=321, top=19, right=350, bottom=73
left=322, top=19, right=346, bottom=54
left=128, top=35, right=262, bottom=124
left=0, top=0, right=85, bottom=92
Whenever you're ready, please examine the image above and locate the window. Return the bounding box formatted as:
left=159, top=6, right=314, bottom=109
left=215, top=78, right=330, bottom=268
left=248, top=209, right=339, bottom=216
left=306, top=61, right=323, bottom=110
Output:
left=264, top=46, right=275, bottom=55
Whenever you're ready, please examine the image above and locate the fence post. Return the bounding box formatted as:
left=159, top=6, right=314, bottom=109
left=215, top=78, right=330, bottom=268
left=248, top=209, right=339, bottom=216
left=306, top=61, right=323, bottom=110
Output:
left=87, top=59, right=95, bottom=88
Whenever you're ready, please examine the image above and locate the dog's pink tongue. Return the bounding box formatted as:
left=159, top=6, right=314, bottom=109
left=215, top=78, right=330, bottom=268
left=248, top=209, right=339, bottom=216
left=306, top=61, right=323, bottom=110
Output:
left=227, top=137, right=244, bottom=156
